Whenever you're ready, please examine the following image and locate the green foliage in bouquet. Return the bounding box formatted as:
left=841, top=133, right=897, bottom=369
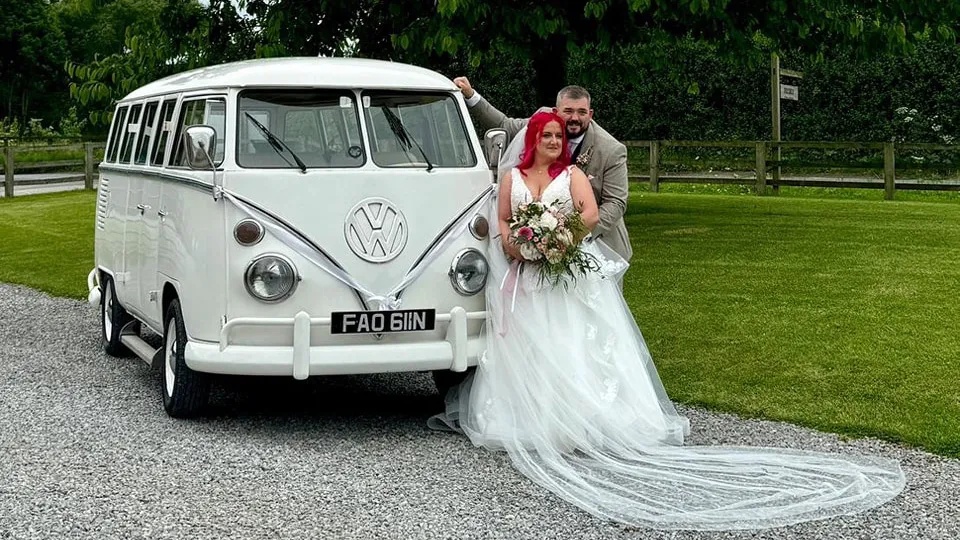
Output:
left=508, top=200, right=601, bottom=289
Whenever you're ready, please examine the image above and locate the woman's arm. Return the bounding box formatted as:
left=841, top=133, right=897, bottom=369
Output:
left=569, top=167, right=600, bottom=231
left=498, top=171, right=524, bottom=261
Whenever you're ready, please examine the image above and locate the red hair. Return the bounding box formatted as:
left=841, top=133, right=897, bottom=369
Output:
left=517, top=111, right=570, bottom=179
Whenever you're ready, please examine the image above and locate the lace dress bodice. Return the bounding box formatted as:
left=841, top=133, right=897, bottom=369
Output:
left=510, top=166, right=575, bottom=213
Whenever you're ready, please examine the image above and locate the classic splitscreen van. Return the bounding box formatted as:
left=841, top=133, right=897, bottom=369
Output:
left=87, top=57, right=506, bottom=417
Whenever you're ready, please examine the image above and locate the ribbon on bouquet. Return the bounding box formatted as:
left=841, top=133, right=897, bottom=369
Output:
left=221, top=186, right=494, bottom=311
left=498, top=260, right=523, bottom=336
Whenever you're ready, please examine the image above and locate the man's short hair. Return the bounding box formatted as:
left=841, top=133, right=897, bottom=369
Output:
left=556, top=86, right=591, bottom=106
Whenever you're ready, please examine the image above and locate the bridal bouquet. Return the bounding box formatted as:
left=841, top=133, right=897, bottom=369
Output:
left=508, top=200, right=601, bottom=288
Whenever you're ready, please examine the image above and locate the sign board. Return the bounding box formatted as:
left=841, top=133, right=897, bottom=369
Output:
left=780, top=84, right=799, bottom=101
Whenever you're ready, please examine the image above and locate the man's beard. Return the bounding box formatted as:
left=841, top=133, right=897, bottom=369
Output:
left=566, top=121, right=589, bottom=139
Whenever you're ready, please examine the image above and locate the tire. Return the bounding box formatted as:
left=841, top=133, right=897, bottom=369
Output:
left=161, top=298, right=211, bottom=418
left=432, top=367, right=475, bottom=401
left=101, top=276, right=132, bottom=357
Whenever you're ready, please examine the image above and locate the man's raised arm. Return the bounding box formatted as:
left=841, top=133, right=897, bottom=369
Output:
left=454, top=76, right=527, bottom=141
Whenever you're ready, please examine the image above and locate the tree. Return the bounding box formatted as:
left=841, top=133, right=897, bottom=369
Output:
left=0, top=0, right=69, bottom=128
left=391, top=0, right=960, bottom=106
left=66, top=0, right=256, bottom=128
left=53, top=0, right=167, bottom=66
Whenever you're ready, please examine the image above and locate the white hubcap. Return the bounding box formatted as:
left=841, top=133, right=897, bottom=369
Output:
left=103, top=286, right=113, bottom=340
left=164, top=318, right=177, bottom=397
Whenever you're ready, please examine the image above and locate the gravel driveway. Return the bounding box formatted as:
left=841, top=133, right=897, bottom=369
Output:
left=0, top=283, right=956, bottom=539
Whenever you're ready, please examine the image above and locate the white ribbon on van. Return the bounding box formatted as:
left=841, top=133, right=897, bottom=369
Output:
left=221, top=187, right=494, bottom=311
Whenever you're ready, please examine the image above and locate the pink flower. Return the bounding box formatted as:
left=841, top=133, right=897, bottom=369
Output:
left=518, top=227, right=534, bottom=241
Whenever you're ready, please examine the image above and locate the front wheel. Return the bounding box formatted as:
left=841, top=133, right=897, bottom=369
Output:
left=161, top=298, right=211, bottom=418
left=101, top=277, right=132, bottom=357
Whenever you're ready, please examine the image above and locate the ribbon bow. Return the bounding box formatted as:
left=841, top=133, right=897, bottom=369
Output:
left=367, top=295, right=403, bottom=311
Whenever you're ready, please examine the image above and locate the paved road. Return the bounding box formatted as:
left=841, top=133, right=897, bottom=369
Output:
left=0, top=283, right=958, bottom=539
left=0, top=174, right=96, bottom=198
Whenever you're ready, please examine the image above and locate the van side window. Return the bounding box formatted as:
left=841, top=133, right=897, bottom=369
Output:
left=134, top=101, right=159, bottom=165
left=105, top=106, right=129, bottom=163
left=118, top=104, right=142, bottom=163
left=150, top=99, right=177, bottom=166
left=363, top=92, right=477, bottom=168
left=171, top=97, right=227, bottom=167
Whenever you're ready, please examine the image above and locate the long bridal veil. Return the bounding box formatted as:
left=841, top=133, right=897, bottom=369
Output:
left=430, top=126, right=905, bottom=530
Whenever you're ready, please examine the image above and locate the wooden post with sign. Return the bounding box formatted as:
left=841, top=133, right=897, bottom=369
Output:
left=770, top=53, right=781, bottom=195
left=771, top=54, right=803, bottom=197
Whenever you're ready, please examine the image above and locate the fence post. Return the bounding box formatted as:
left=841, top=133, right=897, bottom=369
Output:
left=3, top=142, right=13, bottom=198
left=883, top=142, right=895, bottom=200
left=771, top=141, right=781, bottom=196
left=649, top=140, right=660, bottom=192
left=755, top=141, right=767, bottom=195
left=84, top=142, right=95, bottom=190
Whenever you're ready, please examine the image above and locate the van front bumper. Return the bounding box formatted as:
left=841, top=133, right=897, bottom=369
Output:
left=183, top=307, right=486, bottom=378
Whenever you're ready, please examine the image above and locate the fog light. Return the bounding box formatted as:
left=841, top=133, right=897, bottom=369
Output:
left=244, top=254, right=298, bottom=302
left=449, top=248, right=488, bottom=295
left=469, top=214, right=489, bottom=239
left=234, top=219, right=264, bottom=246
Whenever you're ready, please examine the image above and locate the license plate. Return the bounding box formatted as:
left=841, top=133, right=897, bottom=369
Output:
left=330, top=309, right=436, bottom=334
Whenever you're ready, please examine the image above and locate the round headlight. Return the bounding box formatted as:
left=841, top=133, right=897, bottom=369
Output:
left=234, top=219, right=264, bottom=246
left=244, top=254, right=299, bottom=302
left=469, top=214, right=489, bottom=239
left=449, top=248, right=488, bottom=296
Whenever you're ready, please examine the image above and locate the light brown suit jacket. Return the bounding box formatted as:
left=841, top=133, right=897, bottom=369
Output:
left=470, top=96, right=633, bottom=262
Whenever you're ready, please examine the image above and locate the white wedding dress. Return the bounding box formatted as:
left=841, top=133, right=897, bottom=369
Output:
left=427, top=164, right=905, bottom=530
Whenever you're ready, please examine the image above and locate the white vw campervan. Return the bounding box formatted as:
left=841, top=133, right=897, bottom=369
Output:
left=87, top=57, right=506, bottom=417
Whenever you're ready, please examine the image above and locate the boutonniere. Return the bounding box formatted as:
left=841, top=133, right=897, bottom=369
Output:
left=576, top=146, right=594, bottom=168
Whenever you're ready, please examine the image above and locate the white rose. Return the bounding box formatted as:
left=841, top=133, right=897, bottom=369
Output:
left=539, top=212, right=559, bottom=231
left=519, top=242, right=543, bottom=261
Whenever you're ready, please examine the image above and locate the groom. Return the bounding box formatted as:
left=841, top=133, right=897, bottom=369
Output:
left=454, top=77, right=633, bottom=265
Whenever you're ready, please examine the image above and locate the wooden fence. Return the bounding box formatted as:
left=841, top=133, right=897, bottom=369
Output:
left=4, top=139, right=960, bottom=200
left=625, top=140, right=960, bottom=199
left=2, top=141, right=106, bottom=198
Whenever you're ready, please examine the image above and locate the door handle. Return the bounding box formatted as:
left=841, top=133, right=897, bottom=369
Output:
left=136, top=203, right=151, bottom=214
left=157, top=209, right=168, bottom=221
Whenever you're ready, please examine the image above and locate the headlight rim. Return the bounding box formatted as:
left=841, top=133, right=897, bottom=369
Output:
left=449, top=247, right=488, bottom=296
left=243, top=253, right=300, bottom=303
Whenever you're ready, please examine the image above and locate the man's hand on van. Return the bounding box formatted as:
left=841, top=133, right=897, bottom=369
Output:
left=453, top=77, right=474, bottom=99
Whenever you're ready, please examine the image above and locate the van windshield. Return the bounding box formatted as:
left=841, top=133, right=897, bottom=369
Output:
left=363, top=91, right=477, bottom=168
left=237, top=90, right=365, bottom=169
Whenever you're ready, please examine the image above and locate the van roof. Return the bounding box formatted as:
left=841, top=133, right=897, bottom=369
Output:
left=121, top=57, right=458, bottom=101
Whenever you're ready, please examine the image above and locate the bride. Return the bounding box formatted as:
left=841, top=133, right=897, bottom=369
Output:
left=428, top=111, right=905, bottom=530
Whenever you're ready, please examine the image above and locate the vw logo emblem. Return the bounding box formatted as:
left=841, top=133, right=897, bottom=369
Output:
left=344, top=197, right=408, bottom=263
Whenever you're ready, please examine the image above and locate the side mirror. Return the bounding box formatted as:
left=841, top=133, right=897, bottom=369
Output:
left=483, top=128, right=507, bottom=170
left=184, top=125, right=217, bottom=170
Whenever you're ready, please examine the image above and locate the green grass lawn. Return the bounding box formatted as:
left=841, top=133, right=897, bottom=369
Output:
left=0, top=190, right=95, bottom=299
left=622, top=189, right=960, bottom=457
left=1, top=188, right=958, bottom=457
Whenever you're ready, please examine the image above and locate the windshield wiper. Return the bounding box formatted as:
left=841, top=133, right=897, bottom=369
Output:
left=244, top=112, right=307, bottom=173
left=381, top=106, right=433, bottom=171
